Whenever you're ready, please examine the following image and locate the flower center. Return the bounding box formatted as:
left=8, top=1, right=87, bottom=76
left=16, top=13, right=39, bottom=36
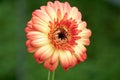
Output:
left=48, top=19, right=80, bottom=51
left=52, top=28, right=70, bottom=45
left=58, top=29, right=66, bottom=40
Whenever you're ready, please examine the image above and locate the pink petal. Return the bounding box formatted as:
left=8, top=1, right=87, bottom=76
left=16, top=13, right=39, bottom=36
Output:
left=59, top=50, right=70, bottom=71
left=26, top=40, right=38, bottom=53
left=31, top=37, right=50, bottom=47
left=45, top=6, right=57, bottom=21
left=32, top=23, right=50, bottom=33
left=78, top=29, right=91, bottom=45
left=47, top=1, right=54, bottom=8
left=32, top=16, right=46, bottom=25
left=44, top=57, right=59, bottom=72
left=54, top=1, right=64, bottom=19
left=50, top=50, right=59, bottom=65
left=63, top=2, right=71, bottom=14
left=69, top=7, right=81, bottom=23
left=34, top=44, right=54, bottom=63
left=73, top=45, right=86, bottom=62
left=32, top=10, right=51, bottom=24
left=26, top=31, right=47, bottom=40
left=65, top=51, right=77, bottom=68
left=25, top=20, right=34, bottom=33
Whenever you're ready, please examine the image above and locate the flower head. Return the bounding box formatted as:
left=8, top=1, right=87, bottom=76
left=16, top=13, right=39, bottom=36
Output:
left=25, top=1, right=91, bottom=71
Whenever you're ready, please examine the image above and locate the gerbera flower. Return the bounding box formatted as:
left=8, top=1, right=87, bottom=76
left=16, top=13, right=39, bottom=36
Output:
left=25, top=1, right=91, bottom=71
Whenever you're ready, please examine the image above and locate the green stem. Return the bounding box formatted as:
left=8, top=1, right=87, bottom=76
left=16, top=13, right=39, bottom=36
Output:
left=48, top=71, right=55, bottom=80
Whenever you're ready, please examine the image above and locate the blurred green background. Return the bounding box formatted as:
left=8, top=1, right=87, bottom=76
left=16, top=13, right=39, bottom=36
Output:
left=0, top=0, right=120, bottom=80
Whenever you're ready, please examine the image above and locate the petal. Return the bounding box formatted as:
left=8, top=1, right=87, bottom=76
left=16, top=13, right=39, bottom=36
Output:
left=73, top=45, right=86, bottom=62
left=81, top=52, right=87, bottom=60
left=26, top=31, right=47, bottom=40
left=59, top=50, right=70, bottom=71
left=47, top=1, right=54, bottom=8
left=44, top=57, right=59, bottom=71
left=57, top=9, right=62, bottom=21
left=79, top=39, right=90, bottom=46
left=32, top=23, right=50, bottom=33
left=50, top=50, right=59, bottom=65
left=31, top=17, right=50, bottom=33
left=63, top=2, right=71, bottom=15
left=69, top=7, right=81, bottom=23
left=31, top=37, right=50, bottom=47
left=25, top=27, right=33, bottom=33
left=34, top=44, right=54, bottom=63
left=76, top=12, right=82, bottom=24
left=27, top=47, right=37, bottom=53
left=78, top=29, right=91, bottom=45
left=32, top=16, right=47, bottom=26
left=40, top=6, right=46, bottom=12
left=71, top=54, right=78, bottom=66
left=65, top=51, right=77, bottom=68
left=54, top=1, right=64, bottom=20
left=25, top=20, right=34, bottom=33
left=45, top=6, right=57, bottom=21
left=26, top=40, right=32, bottom=47
left=26, top=40, right=38, bottom=53
left=79, top=29, right=92, bottom=38
left=32, top=10, right=51, bottom=24
left=78, top=21, right=87, bottom=30
left=27, top=20, right=32, bottom=28
left=76, top=41, right=87, bottom=53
